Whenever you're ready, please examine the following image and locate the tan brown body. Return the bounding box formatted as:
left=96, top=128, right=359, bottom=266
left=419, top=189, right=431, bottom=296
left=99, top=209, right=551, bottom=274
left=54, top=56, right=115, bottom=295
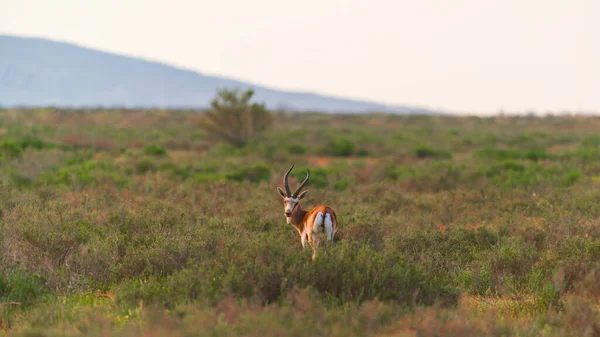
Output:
left=287, top=204, right=338, bottom=259
left=277, top=165, right=339, bottom=260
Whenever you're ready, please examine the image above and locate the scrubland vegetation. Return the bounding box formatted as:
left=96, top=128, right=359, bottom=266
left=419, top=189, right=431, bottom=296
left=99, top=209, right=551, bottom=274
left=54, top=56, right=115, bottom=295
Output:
left=1, top=107, right=600, bottom=336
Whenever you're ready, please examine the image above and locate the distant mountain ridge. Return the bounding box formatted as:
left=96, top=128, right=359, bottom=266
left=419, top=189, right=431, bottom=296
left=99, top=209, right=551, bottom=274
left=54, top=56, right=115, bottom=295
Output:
left=0, top=34, right=433, bottom=113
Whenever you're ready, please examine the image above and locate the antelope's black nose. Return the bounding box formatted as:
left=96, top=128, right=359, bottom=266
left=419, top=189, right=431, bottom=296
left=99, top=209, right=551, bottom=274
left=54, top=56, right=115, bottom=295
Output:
left=285, top=211, right=292, bottom=216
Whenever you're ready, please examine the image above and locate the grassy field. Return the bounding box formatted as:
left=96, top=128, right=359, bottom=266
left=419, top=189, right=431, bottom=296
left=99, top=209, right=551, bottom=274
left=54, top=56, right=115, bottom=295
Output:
left=1, top=108, right=600, bottom=336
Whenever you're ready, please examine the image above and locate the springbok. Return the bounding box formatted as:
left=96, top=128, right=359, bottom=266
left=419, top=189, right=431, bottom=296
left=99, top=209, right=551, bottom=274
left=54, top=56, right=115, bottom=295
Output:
left=277, top=165, right=338, bottom=260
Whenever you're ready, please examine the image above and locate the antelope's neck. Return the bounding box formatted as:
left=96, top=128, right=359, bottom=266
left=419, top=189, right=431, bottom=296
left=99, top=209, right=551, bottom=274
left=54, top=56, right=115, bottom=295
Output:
left=287, top=204, right=307, bottom=230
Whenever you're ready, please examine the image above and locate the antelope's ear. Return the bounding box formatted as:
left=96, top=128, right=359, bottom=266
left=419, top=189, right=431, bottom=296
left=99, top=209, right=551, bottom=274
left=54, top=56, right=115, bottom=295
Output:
left=277, top=187, right=287, bottom=198
left=297, top=190, right=308, bottom=200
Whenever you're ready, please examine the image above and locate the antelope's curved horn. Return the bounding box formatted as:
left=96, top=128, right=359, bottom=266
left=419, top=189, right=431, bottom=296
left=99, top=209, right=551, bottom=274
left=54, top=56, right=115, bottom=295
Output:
left=283, top=165, right=294, bottom=196
left=293, top=168, right=310, bottom=197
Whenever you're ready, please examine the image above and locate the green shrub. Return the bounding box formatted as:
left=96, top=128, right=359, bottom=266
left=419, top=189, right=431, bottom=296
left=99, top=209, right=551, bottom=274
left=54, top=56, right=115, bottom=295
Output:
left=293, top=166, right=329, bottom=188
left=0, top=137, right=61, bottom=161
left=287, top=144, right=307, bottom=155
left=166, top=164, right=192, bottom=180
left=40, top=161, right=99, bottom=186
left=534, top=282, right=562, bottom=311
left=392, top=134, right=405, bottom=145
left=136, top=159, right=156, bottom=174
left=334, top=177, right=353, bottom=191
left=356, top=148, right=370, bottom=157
left=42, top=168, right=70, bottom=185
left=210, top=142, right=243, bottom=157
left=225, top=164, right=271, bottom=183
left=564, top=170, right=580, bottom=186
left=485, top=161, right=526, bottom=177
left=0, top=140, right=23, bottom=157
left=143, top=144, right=167, bottom=156
left=0, top=269, right=49, bottom=327
left=19, top=136, right=50, bottom=150
left=460, top=266, right=495, bottom=296
left=194, top=173, right=223, bottom=185
left=475, top=148, right=551, bottom=161
left=7, top=171, right=32, bottom=189
left=329, top=138, right=355, bottom=157
left=580, top=135, right=600, bottom=148
left=0, top=271, right=48, bottom=305
left=412, top=145, right=452, bottom=159
left=562, top=148, right=600, bottom=162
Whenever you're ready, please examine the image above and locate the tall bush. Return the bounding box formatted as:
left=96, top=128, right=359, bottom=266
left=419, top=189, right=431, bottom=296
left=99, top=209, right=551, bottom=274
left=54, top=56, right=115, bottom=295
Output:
left=198, top=88, right=273, bottom=147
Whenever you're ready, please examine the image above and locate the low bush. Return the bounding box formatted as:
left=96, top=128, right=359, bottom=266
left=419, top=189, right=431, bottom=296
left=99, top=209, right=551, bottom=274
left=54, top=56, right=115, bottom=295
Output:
left=412, top=145, right=452, bottom=159
left=143, top=144, right=167, bottom=156
left=115, top=241, right=458, bottom=309
left=225, top=163, right=271, bottom=183
left=475, top=148, right=551, bottom=161
left=329, top=138, right=355, bottom=157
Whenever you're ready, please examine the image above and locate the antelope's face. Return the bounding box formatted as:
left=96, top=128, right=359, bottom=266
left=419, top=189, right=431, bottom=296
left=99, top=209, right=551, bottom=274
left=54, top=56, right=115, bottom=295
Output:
left=277, top=164, right=310, bottom=218
left=283, top=197, right=299, bottom=217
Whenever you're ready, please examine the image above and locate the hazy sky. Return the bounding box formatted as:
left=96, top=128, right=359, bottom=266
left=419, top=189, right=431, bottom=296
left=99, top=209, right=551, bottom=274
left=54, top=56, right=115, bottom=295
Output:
left=2, top=0, right=598, bottom=114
